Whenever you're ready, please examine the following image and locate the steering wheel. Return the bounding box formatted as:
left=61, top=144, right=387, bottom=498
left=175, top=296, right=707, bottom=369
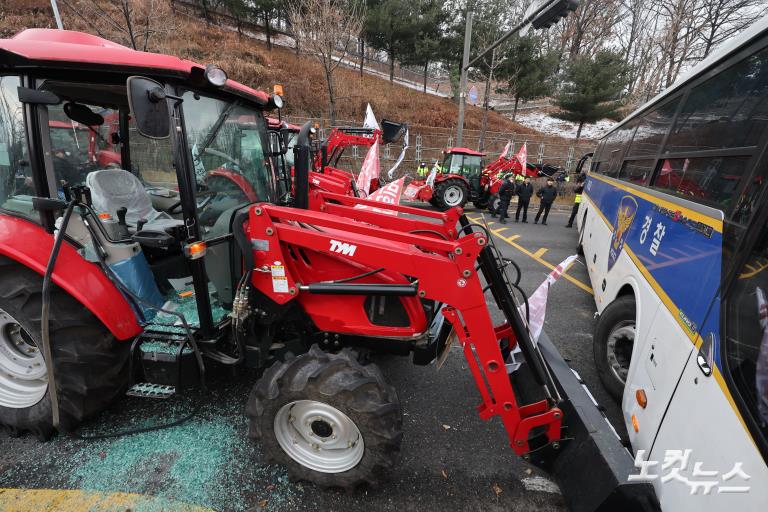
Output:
left=203, top=147, right=240, bottom=169
left=167, top=189, right=218, bottom=215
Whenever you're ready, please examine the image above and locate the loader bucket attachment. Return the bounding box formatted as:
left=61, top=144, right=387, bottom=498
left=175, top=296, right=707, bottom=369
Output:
left=381, top=119, right=407, bottom=144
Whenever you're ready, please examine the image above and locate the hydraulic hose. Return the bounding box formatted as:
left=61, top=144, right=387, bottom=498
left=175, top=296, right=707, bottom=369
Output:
left=40, top=199, right=77, bottom=431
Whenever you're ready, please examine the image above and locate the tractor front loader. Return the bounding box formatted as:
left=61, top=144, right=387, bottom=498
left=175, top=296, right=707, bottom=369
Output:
left=0, top=29, right=654, bottom=512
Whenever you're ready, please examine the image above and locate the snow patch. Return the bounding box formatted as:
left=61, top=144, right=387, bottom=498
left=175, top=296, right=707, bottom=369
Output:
left=516, top=112, right=615, bottom=140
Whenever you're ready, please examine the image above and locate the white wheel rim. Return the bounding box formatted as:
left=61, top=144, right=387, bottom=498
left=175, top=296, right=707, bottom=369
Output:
left=274, top=400, right=364, bottom=473
left=492, top=197, right=500, bottom=210
left=444, top=185, right=464, bottom=206
left=606, top=322, right=635, bottom=384
left=0, top=308, right=48, bottom=408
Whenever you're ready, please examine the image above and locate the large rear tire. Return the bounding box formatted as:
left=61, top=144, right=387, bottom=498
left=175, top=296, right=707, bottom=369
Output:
left=593, top=295, right=636, bottom=402
left=246, top=345, right=402, bottom=489
left=0, top=257, right=130, bottom=439
left=433, top=179, right=469, bottom=210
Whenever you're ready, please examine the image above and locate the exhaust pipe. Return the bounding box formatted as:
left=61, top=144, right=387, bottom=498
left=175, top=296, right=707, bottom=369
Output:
left=292, top=121, right=313, bottom=209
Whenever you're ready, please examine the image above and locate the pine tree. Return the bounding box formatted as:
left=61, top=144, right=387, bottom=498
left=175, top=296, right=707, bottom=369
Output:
left=364, top=0, right=420, bottom=82
left=498, top=35, right=558, bottom=121
left=554, top=50, right=627, bottom=139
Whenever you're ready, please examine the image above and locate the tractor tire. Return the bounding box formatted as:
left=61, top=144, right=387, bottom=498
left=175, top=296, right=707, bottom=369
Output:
left=593, top=295, right=636, bottom=402
left=0, top=257, right=130, bottom=439
left=247, top=345, right=402, bottom=489
left=433, top=179, right=469, bottom=210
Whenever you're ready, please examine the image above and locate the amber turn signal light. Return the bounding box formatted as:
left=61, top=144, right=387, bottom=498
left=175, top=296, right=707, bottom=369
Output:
left=631, top=414, right=639, bottom=433
left=184, top=241, right=207, bottom=260
left=636, top=389, right=648, bottom=409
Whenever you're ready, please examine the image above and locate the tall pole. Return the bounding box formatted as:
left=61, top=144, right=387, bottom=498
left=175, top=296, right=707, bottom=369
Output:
left=50, top=0, right=64, bottom=30
left=456, top=11, right=473, bottom=148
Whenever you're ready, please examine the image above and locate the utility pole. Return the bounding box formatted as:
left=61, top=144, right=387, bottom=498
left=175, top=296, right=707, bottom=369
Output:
left=50, top=0, right=64, bottom=30
left=456, top=10, right=473, bottom=148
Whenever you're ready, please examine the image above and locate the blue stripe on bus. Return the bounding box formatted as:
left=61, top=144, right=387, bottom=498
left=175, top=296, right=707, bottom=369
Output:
left=584, top=176, right=724, bottom=365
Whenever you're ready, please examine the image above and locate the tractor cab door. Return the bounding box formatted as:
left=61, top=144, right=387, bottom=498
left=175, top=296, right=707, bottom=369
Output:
left=179, top=90, right=277, bottom=314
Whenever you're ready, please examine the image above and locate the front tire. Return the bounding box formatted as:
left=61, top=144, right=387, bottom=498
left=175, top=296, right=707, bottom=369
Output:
left=0, top=258, right=130, bottom=438
left=433, top=179, right=469, bottom=210
left=593, top=295, right=636, bottom=402
left=247, top=345, right=402, bottom=489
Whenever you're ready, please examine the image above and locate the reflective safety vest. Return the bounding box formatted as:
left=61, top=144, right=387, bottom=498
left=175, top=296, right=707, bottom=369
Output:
left=574, top=193, right=582, bottom=204
left=417, top=165, right=429, bottom=177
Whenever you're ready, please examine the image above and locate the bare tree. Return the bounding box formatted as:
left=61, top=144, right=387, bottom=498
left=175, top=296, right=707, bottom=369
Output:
left=288, top=0, right=364, bottom=125
left=652, top=0, right=706, bottom=88
left=698, top=0, right=768, bottom=58
left=60, top=0, right=176, bottom=51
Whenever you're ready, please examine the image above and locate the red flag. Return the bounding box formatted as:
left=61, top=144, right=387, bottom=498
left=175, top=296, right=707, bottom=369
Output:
left=515, top=142, right=527, bottom=173
left=355, top=177, right=405, bottom=216
left=500, top=141, right=512, bottom=159
left=356, top=141, right=380, bottom=196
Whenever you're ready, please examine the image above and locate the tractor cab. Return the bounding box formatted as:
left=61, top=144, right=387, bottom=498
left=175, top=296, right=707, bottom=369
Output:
left=441, top=147, right=485, bottom=179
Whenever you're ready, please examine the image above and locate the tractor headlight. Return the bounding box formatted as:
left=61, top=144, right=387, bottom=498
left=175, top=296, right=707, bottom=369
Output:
left=205, top=65, right=228, bottom=87
left=272, top=94, right=284, bottom=109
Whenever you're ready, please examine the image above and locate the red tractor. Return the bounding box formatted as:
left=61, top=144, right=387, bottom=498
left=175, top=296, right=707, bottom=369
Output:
left=409, top=146, right=539, bottom=210
left=0, top=29, right=652, bottom=510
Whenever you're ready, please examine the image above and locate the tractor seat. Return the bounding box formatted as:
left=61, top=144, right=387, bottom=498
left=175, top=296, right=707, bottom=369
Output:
left=86, top=170, right=184, bottom=232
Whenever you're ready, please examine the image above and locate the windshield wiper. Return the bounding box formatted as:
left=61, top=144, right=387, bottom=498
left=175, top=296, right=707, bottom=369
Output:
left=199, top=101, right=237, bottom=155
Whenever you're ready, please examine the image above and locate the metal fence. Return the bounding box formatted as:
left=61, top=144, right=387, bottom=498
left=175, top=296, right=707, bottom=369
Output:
left=287, top=116, right=595, bottom=182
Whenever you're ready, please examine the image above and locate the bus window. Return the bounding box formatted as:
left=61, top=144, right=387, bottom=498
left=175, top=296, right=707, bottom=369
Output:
left=627, top=96, right=680, bottom=158
left=666, top=46, right=768, bottom=153
left=654, top=156, right=752, bottom=207
left=723, top=219, right=768, bottom=440
left=617, top=159, right=654, bottom=184
left=601, top=121, right=637, bottom=176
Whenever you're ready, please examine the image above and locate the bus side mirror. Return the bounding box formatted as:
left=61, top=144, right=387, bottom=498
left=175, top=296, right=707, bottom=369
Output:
left=127, top=76, right=171, bottom=140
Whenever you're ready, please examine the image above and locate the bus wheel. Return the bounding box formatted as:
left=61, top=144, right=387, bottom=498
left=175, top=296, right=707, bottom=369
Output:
left=593, top=295, right=636, bottom=402
left=0, top=258, right=130, bottom=439
left=247, top=345, right=402, bottom=490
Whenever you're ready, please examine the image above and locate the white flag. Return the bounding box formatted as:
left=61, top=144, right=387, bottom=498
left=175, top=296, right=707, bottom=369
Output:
left=363, top=103, right=380, bottom=131
left=387, top=128, right=409, bottom=179
left=518, top=254, right=579, bottom=344
left=355, top=141, right=380, bottom=196
left=425, top=163, right=438, bottom=187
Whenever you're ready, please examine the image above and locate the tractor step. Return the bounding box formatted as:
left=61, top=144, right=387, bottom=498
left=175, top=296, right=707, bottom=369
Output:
left=126, top=383, right=176, bottom=399
left=129, top=331, right=200, bottom=390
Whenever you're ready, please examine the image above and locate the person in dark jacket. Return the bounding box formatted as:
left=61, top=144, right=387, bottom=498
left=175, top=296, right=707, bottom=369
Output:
left=535, top=178, right=557, bottom=225
left=493, top=174, right=516, bottom=224
left=515, top=176, right=533, bottom=223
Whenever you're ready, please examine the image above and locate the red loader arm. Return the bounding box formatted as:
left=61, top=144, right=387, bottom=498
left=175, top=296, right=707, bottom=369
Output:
left=246, top=203, right=564, bottom=455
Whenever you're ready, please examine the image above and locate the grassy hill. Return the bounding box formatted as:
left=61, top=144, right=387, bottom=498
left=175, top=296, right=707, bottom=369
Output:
left=1, top=0, right=545, bottom=136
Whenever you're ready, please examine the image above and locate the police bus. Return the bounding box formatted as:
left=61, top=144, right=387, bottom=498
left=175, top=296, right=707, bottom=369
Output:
left=577, top=14, right=768, bottom=510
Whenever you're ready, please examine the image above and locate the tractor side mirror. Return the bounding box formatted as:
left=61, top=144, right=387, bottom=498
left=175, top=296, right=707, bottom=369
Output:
left=127, top=76, right=171, bottom=140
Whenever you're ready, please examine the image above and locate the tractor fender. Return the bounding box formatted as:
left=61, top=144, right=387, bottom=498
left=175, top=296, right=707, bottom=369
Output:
left=0, top=215, right=142, bottom=341
left=434, top=174, right=471, bottom=187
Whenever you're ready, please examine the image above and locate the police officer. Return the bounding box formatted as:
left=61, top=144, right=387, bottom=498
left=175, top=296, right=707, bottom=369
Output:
left=495, top=174, right=516, bottom=224
left=534, top=178, right=557, bottom=225
left=417, top=162, right=429, bottom=177
left=566, top=181, right=584, bottom=228
left=515, top=176, right=533, bottom=223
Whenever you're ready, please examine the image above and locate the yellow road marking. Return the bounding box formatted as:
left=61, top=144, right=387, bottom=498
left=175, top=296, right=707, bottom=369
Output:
left=0, top=488, right=213, bottom=512
left=468, top=215, right=593, bottom=295
left=533, top=247, right=548, bottom=258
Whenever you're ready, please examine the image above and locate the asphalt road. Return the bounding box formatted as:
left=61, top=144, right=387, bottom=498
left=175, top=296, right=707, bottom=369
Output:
left=0, top=204, right=623, bottom=512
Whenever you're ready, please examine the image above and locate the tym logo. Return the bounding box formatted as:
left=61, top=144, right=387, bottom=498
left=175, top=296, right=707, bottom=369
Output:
left=329, top=239, right=357, bottom=256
